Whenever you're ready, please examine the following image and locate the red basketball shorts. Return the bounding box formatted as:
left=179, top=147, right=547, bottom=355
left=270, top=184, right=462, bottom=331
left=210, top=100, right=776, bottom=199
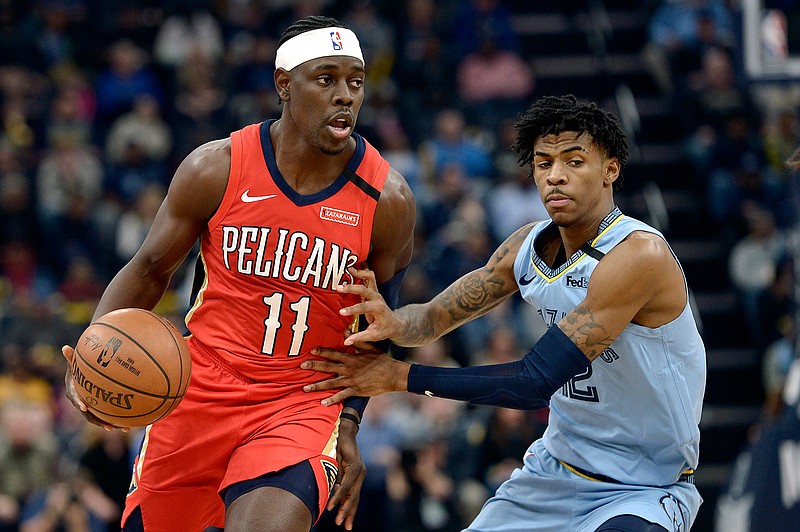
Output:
left=121, top=337, right=342, bottom=531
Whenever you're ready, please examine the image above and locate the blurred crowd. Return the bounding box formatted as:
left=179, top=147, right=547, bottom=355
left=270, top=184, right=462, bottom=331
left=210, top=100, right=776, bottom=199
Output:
left=0, top=0, right=797, bottom=531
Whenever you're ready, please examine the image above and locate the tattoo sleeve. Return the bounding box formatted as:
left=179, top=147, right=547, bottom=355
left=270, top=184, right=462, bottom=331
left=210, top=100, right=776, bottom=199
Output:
left=393, top=227, right=527, bottom=346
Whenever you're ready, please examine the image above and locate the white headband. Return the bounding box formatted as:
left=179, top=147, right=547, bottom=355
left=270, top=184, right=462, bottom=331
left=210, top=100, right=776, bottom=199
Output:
left=275, top=27, right=364, bottom=71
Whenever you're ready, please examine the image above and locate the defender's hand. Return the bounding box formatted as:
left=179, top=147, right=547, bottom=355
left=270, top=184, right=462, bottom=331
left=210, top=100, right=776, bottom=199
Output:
left=336, top=268, right=402, bottom=346
left=302, top=348, right=410, bottom=405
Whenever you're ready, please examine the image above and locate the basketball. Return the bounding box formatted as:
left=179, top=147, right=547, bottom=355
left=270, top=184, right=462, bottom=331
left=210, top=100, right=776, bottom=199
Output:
left=70, top=308, right=192, bottom=428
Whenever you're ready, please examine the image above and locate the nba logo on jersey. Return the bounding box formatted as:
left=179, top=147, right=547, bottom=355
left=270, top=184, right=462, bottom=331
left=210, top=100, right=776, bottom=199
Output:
left=330, top=31, right=343, bottom=50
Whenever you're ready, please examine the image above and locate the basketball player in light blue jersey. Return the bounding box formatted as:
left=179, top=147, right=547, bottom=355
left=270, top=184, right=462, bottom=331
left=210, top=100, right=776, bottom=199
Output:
left=303, top=94, right=707, bottom=531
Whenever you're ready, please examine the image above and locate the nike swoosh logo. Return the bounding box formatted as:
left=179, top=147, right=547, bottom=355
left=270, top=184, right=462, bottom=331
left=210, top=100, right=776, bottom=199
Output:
left=241, top=190, right=278, bottom=203
left=519, top=273, right=536, bottom=286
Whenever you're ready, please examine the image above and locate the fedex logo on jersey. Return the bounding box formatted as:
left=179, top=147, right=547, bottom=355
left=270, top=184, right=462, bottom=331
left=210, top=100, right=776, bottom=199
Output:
left=330, top=31, right=343, bottom=50
left=320, top=206, right=359, bottom=226
left=565, top=275, right=588, bottom=289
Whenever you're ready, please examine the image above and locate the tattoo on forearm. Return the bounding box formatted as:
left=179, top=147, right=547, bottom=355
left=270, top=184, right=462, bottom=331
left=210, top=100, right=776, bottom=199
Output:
left=436, top=229, right=525, bottom=333
left=561, top=304, right=613, bottom=361
left=396, top=227, right=527, bottom=345
left=441, top=272, right=506, bottom=322
left=396, top=305, right=436, bottom=345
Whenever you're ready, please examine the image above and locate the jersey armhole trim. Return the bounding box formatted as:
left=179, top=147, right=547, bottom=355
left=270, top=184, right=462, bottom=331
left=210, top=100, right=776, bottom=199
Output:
left=208, top=129, right=245, bottom=231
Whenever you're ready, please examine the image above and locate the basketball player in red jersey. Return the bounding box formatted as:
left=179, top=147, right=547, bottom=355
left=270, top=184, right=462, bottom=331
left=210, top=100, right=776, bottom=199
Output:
left=60, top=15, right=415, bottom=532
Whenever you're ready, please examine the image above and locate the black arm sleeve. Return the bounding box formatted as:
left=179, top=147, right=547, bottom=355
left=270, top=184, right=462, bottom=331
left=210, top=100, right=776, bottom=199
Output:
left=406, top=325, right=590, bottom=410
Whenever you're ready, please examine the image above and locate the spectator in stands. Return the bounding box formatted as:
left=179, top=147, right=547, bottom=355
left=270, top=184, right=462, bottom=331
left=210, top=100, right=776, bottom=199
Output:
left=455, top=29, right=534, bottom=134
left=35, top=127, right=103, bottom=268
left=0, top=163, right=38, bottom=248
left=0, top=66, right=47, bottom=153
left=0, top=343, right=54, bottom=409
left=104, top=138, right=166, bottom=207
left=705, top=114, right=782, bottom=228
left=171, top=50, right=227, bottom=158
left=764, top=108, right=800, bottom=178
left=0, top=241, right=56, bottom=306
left=394, top=0, right=457, bottom=145
left=419, top=109, right=492, bottom=184
left=113, top=183, right=164, bottom=266
left=46, top=83, right=93, bottom=154
left=105, top=94, right=172, bottom=167
left=642, top=0, right=734, bottom=96
left=17, top=479, right=88, bottom=532
left=152, top=5, right=224, bottom=71
left=756, top=259, right=796, bottom=352
left=418, top=162, right=471, bottom=240
left=227, top=34, right=281, bottom=131
left=56, top=256, right=104, bottom=329
left=341, top=1, right=396, bottom=86
left=317, top=393, right=403, bottom=532
left=28, top=2, right=78, bottom=70
left=681, top=46, right=761, bottom=178
left=485, top=156, right=547, bottom=244
left=94, top=39, right=164, bottom=132
left=375, top=117, right=424, bottom=201
left=75, top=427, right=133, bottom=532
left=477, top=408, right=546, bottom=493
left=471, top=325, right=525, bottom=367
left=728, top=205, right=787, bottom=346
left=452, top=0, right=518, bottom=59
left=0, top=399, right=58, bottom=532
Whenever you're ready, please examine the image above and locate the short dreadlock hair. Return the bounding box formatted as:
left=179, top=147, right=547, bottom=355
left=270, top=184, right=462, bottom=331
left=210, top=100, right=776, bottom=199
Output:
left=512, top=95, right=629, bottom=190
left=279, top=15, right=350, bottom=46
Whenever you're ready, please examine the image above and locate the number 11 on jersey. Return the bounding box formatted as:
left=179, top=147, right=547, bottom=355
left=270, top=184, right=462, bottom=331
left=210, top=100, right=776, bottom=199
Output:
left=261, top=292, right=310, bottom=357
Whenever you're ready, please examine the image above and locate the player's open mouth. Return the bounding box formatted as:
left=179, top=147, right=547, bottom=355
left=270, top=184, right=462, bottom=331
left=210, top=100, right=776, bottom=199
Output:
left=327, top=117, right=352, bottom=140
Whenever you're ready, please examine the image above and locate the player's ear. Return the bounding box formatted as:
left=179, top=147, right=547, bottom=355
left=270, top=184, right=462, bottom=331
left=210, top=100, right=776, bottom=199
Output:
left=274, top=69, right=291, bottom=102
left=604, top=158, right=620, bottom=186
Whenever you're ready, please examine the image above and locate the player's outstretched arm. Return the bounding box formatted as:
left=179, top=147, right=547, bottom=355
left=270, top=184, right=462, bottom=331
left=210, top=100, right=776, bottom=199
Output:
left=305, top=231, right=683, bottom=409
left=337, top=222, right=534, bottom=347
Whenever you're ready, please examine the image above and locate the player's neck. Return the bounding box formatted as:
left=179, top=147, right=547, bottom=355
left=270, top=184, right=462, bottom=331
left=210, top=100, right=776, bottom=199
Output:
left=269, top=119, right=354, bottom=194
left=557, top=203, right=617, bottom=257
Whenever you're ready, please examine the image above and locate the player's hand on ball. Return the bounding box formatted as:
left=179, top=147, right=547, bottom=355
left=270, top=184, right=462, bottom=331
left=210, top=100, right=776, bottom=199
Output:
left=61, top=345, right=124, bottom=432
left=336, top=268, right=402, bottom=346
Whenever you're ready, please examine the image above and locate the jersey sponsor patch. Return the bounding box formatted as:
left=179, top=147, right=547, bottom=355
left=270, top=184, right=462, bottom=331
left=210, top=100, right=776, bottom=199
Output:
left=320, top=206, right=360, bottom=226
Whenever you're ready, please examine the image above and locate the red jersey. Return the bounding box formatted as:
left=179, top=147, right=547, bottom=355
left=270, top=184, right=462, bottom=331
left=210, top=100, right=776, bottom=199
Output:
left=186, top=120, right=388, bottom=383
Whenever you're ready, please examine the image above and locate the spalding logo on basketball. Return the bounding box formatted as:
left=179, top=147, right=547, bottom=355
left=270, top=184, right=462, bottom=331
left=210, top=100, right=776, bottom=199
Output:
left=72, top=308, right=192, bottom=428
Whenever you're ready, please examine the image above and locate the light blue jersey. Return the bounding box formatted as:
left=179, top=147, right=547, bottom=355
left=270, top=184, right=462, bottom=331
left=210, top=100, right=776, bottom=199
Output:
left=467, top=207, right=705, bottom=531
left=514, top=207, right=705, bottom=486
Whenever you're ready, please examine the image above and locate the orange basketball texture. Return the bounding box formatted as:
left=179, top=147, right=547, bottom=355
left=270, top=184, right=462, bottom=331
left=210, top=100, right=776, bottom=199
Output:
left=71, top=308, right=192, bottom=427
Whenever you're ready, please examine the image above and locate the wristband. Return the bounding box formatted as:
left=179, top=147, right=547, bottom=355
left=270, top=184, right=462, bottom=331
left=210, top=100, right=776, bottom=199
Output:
left=339, top=412, right=361, bottom=426
left=342, top=396, right=368, bottom=417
